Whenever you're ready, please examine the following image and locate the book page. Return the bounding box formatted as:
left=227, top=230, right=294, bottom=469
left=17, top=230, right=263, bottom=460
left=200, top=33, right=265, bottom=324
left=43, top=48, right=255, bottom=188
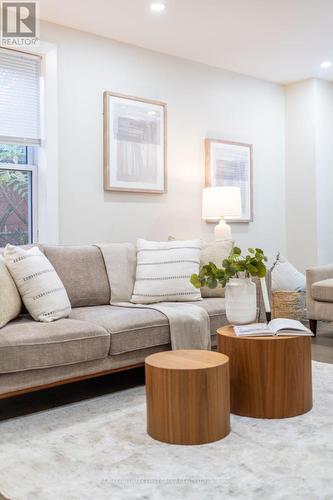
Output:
left=234, top=323, right=274, bottom=335
left=269, top=318, right=309, bottom=333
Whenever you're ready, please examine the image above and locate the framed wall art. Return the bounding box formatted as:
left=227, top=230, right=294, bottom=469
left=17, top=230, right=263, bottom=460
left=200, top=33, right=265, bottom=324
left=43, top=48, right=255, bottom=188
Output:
left=103, top=92, right=167, bottom=193
left=205, top=139, right=253, bottom=222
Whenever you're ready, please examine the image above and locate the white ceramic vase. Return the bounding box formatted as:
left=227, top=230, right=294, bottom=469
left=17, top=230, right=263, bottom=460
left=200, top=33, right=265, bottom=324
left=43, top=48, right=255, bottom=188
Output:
left=225, top=277, right=257, bottom=325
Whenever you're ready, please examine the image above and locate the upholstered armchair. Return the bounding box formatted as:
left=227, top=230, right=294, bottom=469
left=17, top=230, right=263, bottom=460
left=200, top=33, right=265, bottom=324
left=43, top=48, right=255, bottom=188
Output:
left=306, top=264, right=333, bottom=336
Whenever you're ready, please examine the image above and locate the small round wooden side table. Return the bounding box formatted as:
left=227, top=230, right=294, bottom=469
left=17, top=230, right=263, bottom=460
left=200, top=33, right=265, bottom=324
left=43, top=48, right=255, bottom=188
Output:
left=217, top=326, right=312, bottom=419
left=145, top=350, right=230, bottom=445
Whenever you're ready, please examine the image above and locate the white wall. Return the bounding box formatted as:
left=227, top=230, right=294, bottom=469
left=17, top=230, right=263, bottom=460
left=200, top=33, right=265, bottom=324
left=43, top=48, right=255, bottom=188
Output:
left=315, top=80, right=333, bottom=265
left=40, top=21, right=286, bottom=260
left=285, top=80, right=318, bottom=272
left=285, top=79, right=333, bottom=271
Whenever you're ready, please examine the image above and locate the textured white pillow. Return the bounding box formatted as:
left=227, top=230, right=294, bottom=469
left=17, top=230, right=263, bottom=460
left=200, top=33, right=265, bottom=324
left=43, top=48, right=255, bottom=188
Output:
left=168, top=236, right=234, bottom=298
left=0, top=256, right=22, bottom=328
left=271, top=255, right=306, bottom=292
left=4, top=245, right=71, bottom=322
left=200, top=240, right=234, bottom=298
left=131, top=238, right=202, bottom=304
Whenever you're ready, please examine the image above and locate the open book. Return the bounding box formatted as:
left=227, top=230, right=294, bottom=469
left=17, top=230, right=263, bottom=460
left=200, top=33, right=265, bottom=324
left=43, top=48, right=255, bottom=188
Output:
left=234, top=318, right=313, bottom=337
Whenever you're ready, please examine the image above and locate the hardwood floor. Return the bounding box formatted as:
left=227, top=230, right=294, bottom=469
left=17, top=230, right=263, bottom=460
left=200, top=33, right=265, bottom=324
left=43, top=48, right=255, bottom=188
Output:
left=311, top=321, right=333, bottom=364
left=0, top=322, right=332, bottom=422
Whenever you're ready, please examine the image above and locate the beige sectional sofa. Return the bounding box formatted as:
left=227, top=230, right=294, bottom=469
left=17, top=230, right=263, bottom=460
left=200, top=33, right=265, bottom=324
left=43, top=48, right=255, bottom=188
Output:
left=0, top=245, right=268, bottom=399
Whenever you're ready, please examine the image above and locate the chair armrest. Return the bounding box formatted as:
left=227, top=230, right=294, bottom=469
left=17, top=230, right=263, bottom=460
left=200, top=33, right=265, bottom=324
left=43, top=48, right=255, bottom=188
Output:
left=306, top=264, right=333, bottom=288
left=306, top=264, right=333, bottom=310
left=306, top=264, right=333, bottom=319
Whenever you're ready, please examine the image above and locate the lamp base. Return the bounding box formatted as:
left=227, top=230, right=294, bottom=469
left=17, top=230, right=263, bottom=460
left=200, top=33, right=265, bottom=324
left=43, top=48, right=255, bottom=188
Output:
left=214, top=219, right=232, bottom=240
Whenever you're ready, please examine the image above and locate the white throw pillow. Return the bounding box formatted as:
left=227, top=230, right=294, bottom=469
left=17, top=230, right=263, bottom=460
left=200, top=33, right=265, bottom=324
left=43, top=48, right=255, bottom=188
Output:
left=168, top=236, right=234, bottom=298
left=271, top=255, right=306, bottom=292
left=131, top=238, right=202, bottom=304
left=200, top=240, right=234, bottom=298
left=0, top=256, right=22, bottom=328
left=4, top=245, right=71, bottom=322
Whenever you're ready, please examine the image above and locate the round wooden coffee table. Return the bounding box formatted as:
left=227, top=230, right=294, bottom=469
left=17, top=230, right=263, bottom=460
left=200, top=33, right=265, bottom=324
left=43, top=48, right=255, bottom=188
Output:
left=145, top=350, right=230, bottom=445
left=217, top=326, right=312, bottom=419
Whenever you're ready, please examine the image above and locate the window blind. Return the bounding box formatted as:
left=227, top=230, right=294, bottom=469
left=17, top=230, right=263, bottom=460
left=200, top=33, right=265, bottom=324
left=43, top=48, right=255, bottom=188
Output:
left=0, top=49, right=41, bottom=146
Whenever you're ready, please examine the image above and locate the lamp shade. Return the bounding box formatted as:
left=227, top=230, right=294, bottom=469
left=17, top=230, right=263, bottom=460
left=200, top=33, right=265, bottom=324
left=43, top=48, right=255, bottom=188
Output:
left=202, top=186, right=242, bottom=220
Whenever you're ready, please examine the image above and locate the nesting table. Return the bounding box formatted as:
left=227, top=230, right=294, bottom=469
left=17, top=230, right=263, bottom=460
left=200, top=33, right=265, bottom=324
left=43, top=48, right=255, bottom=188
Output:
left=217, top=326, right=313, bottom=419
left=145, top=327, right=312, bottom=446
left=145, top=350, right=230, bottom=445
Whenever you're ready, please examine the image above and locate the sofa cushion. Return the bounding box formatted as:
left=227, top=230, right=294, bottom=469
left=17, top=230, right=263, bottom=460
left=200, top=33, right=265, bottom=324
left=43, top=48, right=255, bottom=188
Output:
left=311, top=279, right=333, bottom=302
left=43, top=246, right=111, bottom=307
left=0, top=317, right=110, bottom=373
left=70, top=298, right=227, bottom=355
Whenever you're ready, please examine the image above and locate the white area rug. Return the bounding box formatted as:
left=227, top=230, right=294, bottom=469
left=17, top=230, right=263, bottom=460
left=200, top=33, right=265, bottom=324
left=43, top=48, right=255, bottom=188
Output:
left=0, top=361, right=333, bottom=500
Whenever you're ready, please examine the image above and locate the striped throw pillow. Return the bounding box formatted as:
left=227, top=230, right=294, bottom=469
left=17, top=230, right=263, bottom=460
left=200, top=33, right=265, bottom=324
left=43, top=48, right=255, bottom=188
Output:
left=4, top=245, right=71, bottom=322
left=131, top=239, right=202, bottom=304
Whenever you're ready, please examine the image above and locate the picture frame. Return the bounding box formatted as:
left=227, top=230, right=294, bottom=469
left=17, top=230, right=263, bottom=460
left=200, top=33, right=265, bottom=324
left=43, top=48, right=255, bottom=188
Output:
left=205, top=138, right=253, bottom=222
left=103, top=91, right=167, bottom=193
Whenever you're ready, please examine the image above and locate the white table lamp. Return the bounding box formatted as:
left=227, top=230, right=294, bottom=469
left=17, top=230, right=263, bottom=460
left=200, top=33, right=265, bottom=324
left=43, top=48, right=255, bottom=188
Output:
left=202, top=186, right=242, bottom=240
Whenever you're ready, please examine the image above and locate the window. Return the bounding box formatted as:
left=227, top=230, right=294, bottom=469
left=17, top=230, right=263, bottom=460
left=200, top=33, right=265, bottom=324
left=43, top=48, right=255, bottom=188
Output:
left=0, top=49, right=41, bottom=246
left=0, top=144, right=37, bottom=246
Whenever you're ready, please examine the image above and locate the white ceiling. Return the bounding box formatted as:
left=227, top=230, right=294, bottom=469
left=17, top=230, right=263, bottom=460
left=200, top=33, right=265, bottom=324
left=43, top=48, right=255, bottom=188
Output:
left=38, top=0, right=333, bottom=84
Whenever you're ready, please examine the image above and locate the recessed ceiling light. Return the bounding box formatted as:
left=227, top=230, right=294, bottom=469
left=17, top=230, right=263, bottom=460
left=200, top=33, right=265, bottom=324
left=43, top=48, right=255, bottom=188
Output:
left=320, top=61, right=332, bottom=68
left=150, top=2, right=166, bottom=13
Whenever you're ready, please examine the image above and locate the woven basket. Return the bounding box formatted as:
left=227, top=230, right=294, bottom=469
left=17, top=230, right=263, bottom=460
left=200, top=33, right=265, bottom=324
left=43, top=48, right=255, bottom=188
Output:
left=272, top=291, right=306, bottom=321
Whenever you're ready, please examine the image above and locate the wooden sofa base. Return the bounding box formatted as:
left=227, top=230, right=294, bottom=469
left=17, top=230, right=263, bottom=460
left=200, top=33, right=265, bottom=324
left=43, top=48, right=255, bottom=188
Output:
left=0, top=362, right=145, bottom=400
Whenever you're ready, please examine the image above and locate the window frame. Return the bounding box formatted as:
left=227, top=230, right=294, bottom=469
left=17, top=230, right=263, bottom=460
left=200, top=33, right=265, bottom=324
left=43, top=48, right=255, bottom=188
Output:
left=0, top=45, right=41, bottom=246
left=0, top=159, right=38, bottom=244
left=0, top=42, right=59, bottom=245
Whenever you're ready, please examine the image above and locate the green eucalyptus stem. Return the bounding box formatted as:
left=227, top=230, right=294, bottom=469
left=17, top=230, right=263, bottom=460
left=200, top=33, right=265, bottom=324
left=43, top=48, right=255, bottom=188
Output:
left=190, top=246, right=268, bottom=290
